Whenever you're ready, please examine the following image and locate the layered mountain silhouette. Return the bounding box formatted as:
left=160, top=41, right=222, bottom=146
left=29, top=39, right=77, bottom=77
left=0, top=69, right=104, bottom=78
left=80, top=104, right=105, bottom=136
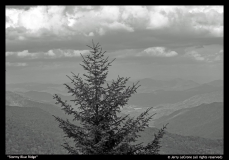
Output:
left=6, top=104, right=223, bottom=154
left=154, top=102, right=223, bottom=140
left=6, top=82, right=69, bottom=95
left=128, top=81, right=223, bottom=107
left=7, top=79, right=223, bottom=108
left=205, top=79, right=223, bottom=87
left=137, top=127, right=223, bottom=154
left=6, top=78, right=201, bottom=95
left=121, top=90, right=223, bottom=121
left=5, top=79, right=223, bottom=154
left=6, top=91, right=73, bottom=119
left=14, top=90, right=73, bottom=105
left=136, top=78, right=200, bottom=93
left=104, top=78, right=200, bottom=93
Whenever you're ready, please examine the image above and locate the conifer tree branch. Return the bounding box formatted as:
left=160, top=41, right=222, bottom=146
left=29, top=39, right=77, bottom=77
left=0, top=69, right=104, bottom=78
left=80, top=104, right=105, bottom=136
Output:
left=53, top=40, right=167, bottom=154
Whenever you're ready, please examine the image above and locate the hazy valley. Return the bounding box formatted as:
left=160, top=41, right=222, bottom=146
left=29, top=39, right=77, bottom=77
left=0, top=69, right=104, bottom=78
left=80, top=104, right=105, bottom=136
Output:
left=5, top=78, right=223, bottom=154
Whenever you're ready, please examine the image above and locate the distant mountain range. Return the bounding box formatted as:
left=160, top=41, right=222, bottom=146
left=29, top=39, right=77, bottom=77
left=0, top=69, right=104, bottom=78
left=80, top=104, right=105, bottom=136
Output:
left=5, top=79, right=224, bottom=154
left=6, top=79, right=223, bottom=108
left=154, top=102, right=223, bottom=140
left=14, top=90, right=73, bottom=106
left=135, top=78, right=201, bottom=93
left=121, top=90, right=223, bottom=120
left=6, top=78, right=223, bottom=125
left=6, top=104, right=223, bottom=154
left=137, top=127, right=223, bottom=154
left=6, top=91, right=73, bottom=119
left=205, top=80, right=224, bottom=87
left=6, top=82, right=70, bottom=95
left=103, top=78, right=201, bottom=93
left=7, top=88, right=223, bottom=123
left=5, top=91, right=124, bottom=119
left=128, top=81, right=223, bottom=107
left=6, top=78, right=223, bottom=95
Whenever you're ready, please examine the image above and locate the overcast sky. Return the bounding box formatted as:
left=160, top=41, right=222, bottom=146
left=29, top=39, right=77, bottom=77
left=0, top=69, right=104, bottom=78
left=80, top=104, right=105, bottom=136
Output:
left=6, top=6, right=223, bottom=84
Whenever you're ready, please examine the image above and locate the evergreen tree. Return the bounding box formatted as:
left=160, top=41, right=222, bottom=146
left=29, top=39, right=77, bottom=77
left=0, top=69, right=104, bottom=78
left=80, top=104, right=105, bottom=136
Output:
left=53, top=40, right=167, bottom=155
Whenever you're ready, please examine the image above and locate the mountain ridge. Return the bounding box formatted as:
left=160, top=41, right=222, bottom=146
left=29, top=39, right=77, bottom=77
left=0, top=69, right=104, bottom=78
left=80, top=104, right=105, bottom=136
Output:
left=153, top=102, right=223, bottom=140
left=7, top=78, right=222, bottom=94
left=6, top=105, right=223, bottom=154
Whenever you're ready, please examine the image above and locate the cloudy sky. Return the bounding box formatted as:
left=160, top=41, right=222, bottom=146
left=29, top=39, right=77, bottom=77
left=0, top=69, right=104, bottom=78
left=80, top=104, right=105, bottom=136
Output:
left=6, top=6, right=223, bottom=84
